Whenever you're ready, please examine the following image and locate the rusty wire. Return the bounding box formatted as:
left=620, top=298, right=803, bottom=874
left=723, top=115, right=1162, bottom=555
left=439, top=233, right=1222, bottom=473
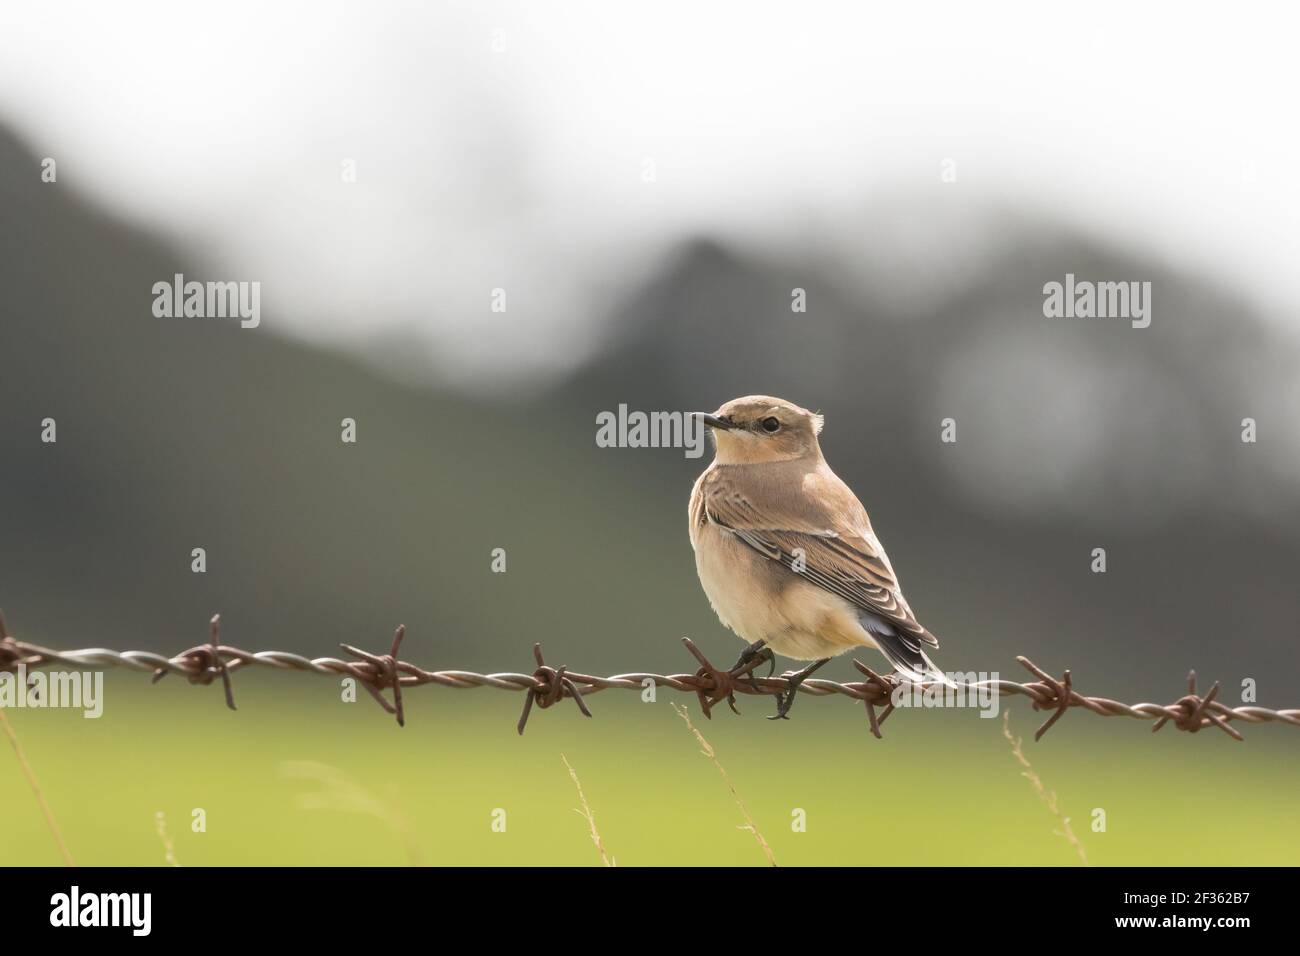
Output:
left=1, top=609, right=1297, bottom=740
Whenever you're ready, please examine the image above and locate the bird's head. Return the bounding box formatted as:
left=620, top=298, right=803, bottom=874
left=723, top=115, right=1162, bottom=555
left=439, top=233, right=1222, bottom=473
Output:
left=695, top=395, right=825, bottom=464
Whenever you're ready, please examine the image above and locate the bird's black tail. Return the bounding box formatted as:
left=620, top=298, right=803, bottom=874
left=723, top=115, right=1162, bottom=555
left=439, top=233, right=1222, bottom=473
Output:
left=868, top=620, right=955, bottom=687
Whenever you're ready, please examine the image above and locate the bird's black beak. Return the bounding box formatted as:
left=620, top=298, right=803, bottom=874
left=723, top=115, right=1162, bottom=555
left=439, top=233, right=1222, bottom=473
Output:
left=694, top=412, right=735, bottom=430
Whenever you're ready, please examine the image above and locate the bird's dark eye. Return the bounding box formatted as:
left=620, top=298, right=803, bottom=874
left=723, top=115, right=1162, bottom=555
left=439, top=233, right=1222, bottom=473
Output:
left=760, top=416, right=781, bottom=433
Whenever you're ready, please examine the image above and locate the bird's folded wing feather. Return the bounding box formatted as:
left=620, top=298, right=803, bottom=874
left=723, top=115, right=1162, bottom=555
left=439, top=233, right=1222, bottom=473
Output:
left=700, top=469, right=937, bottom=648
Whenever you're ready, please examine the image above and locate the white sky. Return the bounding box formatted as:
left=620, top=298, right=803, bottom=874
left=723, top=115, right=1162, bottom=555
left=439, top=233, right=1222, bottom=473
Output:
left=2, top=0, right=1297, bottom=384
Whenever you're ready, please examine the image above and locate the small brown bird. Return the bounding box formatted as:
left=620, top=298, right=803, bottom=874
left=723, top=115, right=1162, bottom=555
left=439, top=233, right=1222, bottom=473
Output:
left=688, top=395, right=950, bottom=718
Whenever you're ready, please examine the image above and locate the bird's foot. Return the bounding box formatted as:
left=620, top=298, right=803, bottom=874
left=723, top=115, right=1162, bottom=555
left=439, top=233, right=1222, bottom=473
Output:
left=766, top=658, right=831, bottom=720
left=727, top=640, right=774, bottom=692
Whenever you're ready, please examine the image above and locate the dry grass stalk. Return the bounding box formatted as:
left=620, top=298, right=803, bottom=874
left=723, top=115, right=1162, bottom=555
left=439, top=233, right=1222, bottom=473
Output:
left=1003, top=710, right=1088, bottom=865
left=0, top=707, right=75, bottom=866
left=561, top=753, right=614, bottom=866
left=672, top=703, right=776, bottom=866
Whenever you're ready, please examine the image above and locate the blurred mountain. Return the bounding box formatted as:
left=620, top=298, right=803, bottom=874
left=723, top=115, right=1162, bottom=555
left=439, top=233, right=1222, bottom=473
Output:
left=3, top=122, right=1297, bottom=699
left=553, top=220, right=1300, bottom=688
left=0, top=123, right=706, bottom=677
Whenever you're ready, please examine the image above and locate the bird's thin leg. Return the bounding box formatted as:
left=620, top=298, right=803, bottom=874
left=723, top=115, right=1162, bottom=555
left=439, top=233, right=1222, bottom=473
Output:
left=728, top=639, right=771, bottom=675
left=728, top=639, right=766, bottom=669
left=768, top=658, right=831, bottom=720
left=728, top=640, right=774, bottom=694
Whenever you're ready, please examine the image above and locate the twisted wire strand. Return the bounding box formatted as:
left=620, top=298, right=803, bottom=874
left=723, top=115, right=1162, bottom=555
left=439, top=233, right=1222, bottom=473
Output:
left=2, top=612, right=1297, bottom=739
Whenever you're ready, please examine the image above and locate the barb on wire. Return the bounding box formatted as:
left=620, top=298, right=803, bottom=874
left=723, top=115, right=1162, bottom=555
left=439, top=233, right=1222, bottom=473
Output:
left=851, top=659, right=898, bottom=739
left=151, top=614, right=236, bottom=711
left=1150, top=670, right=1243, bottom=741
left=1016, top=657, right=1073, bottom=741
left=341, top=625, right=407, bottom=727
left=2, top=610, right=1298, bottom=740
left=681, top=638, right=742, bottom=718
left=517, top=643, right=592, bottom=735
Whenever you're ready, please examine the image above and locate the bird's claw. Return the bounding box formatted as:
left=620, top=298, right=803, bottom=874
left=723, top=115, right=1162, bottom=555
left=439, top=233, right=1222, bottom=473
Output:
left=765, top=658, right=831, bottom=720
left=727, top=641, right=774, bottom=695
left=767, top=680, right=798, bottom=720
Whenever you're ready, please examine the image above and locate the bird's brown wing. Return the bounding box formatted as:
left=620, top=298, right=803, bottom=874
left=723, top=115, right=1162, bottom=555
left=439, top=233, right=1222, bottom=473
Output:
left=699, top=469, right=937, bottom=648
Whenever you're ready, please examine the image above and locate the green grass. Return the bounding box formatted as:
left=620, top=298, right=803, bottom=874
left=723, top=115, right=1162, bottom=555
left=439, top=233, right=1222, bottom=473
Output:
left=3, top=672, right=1297, bottom=866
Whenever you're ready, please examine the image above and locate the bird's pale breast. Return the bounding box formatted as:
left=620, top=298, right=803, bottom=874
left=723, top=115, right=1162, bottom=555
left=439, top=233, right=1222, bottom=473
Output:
left=691, top=517, right=877, bottom=661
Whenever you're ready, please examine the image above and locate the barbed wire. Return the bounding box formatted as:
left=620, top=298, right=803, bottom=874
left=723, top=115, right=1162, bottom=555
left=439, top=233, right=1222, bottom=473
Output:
left=1, top=610, right=1297, bottom=740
